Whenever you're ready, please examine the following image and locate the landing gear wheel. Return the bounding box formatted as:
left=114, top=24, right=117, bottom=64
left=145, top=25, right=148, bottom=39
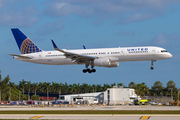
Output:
left=88, top=70, right=92, bottom=73
left=87, top=68, right=90, bottom=72
left=92, top=69, right=96, bottom=73
left=150, top=67, right=154, bottom=70
left=83, top=69, right=87, bottom=73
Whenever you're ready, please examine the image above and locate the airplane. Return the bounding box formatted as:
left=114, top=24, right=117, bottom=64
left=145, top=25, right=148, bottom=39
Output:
left=9, top=28, right=172, bottom=73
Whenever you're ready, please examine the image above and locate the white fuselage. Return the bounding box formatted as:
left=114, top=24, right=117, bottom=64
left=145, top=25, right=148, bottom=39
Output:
left=14, top=46, right=172, bottom=66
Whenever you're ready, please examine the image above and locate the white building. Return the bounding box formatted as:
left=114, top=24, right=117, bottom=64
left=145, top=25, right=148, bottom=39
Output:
left=104, top=87, right=139, bottom=105
left=59, top=87, right=139, bottom=105
left=60, top=92, right=103, bottom=104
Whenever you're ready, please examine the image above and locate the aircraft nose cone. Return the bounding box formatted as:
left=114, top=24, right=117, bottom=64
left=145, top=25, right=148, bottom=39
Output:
left=168, top=53, right=172, bottom=58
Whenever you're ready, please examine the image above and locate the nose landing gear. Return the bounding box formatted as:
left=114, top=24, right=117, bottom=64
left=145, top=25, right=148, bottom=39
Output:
left=150, top=60, right=156, bottom=70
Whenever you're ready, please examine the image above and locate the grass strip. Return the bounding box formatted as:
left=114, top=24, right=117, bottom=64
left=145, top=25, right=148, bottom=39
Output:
left=0, top=110, right=180, bottom=114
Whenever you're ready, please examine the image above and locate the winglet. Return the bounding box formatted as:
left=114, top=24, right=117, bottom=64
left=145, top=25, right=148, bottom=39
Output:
left=51, top=40, right=65, bottom=53
left=83, top=45, right=86, bottom=49
left=51, top=39, right=58, bottom=49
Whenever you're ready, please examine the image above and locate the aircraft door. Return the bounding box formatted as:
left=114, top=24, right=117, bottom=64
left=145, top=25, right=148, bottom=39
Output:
left=38, top=53, right=42, bottom=59
left=121, top=51, right=124, bottom=56
left=152, top=49, right=156, bottom=54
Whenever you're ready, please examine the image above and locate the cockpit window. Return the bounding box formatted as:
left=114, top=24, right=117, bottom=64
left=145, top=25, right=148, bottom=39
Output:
left=161, top=50, right=168, bottom=53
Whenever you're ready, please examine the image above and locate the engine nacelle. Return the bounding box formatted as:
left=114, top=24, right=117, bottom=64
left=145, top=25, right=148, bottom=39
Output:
left=94, top=58, right=119, bottom=68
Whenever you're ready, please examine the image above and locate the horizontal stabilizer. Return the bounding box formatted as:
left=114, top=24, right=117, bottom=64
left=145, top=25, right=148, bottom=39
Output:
left=9, top=54, right=33, bottom=59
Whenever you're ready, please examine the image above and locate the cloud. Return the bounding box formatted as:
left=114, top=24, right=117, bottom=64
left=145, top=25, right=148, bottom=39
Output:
left=0, top=0, right=39, bottom=27
left=43, top=0, right=180, bottom=24
left=152, top=33, right=168, bottom=46
left=149, top=33, right=180, bottom=53
left=37, top=19, right=64, bottom=35
left=44, top=2, right=94, bottom=17
left=0, top=0, right=5, bottom=8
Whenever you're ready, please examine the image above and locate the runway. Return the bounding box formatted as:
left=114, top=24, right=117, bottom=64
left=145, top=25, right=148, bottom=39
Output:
left=0, top=105, right=180, bottom=110
left=0, top=106, right=180, bottom=119
left=0, top=114, right=179, bottom=120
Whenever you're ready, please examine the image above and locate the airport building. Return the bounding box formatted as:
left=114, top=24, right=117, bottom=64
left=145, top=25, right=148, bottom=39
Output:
left=59, top=86, right=139, bottom=105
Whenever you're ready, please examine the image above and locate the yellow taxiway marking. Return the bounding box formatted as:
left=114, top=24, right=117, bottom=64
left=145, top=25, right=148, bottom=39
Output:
left=30, top=116, right=43, bottom=119
left=140, top=116, right=150, bottom=119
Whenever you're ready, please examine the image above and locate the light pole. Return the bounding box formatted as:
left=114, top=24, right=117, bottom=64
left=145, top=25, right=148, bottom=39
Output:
left=0, top=90, right=1, bottom=102
left=93, top=86, right=94, bottom=104
left=19, top=91, right=20, bottom=101
left=171, top=88, right=173, bottom=100
left=178, top=90, right=180, bottom=100
left=9, top=88, right=11, bottom=101
left=59, top=91, right=61, bottom=100
left=47, top=87, right=49, bottom=101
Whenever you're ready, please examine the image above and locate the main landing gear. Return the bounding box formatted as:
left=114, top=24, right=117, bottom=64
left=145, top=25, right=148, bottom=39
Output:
left=83, top=68, right=96, bottom=73
left=150, top=60, right=156, bottom=70
left=83, top=60, right=96, bottom=73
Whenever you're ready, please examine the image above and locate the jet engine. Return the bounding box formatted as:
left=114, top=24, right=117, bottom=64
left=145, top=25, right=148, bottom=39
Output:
left=94, top=58, right=119, bottom=67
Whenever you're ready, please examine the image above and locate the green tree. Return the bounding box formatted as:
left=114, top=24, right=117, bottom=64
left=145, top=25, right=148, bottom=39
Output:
left=117, top=83, right=125, bottom=87
left=32, top=83, right=39, bottom=96
left=111, top=83, right=116, bottom=87
left=166, top=80, right=176, bottom=90
left=0, top=73, right=10, bottom=101
left=31, top=95, right=39, bottom=100
left=135, top=82, right=149, bottom=97
left=19, top=79, right=27, bottom=98
left=152, top=81, right=163, bottom=95
left=128, top=82, right=136, bottom=89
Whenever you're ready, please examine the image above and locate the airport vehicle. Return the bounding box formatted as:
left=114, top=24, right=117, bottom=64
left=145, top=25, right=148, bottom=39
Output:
left=149, top=101, right=158, bottom=105
left=9, top=28, right=172, bottom=73
left=134, top=99, right=148, bottom=105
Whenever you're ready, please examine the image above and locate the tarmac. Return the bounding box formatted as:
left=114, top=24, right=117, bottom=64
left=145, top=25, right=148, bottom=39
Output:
left=0, top=114, right=179, bottom=120
left=0, top=105, right=180, bottom=110
left=0, top=105, right=180, bottom=119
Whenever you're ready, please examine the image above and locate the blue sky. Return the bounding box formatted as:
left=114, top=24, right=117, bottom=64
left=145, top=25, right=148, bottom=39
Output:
left=0, top=0, right=180, bottom=88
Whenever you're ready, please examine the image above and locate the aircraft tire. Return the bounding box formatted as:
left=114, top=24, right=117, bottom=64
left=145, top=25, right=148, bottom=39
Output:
left=92, top=69, right=96, bottom=73
left=150, top=67, right=154, bottom=70
left=83, top=69, right=87, bottom=73
left=88, top=70, right=92, bottom=73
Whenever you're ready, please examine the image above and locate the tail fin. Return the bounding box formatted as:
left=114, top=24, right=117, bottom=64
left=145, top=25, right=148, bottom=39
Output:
left=11, top=28, right=42, bottom=54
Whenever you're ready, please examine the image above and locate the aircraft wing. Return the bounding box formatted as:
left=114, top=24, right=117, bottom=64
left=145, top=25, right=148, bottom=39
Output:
left=51, top=40, right=96, bottom=63
left=9, top=54, right=33, bottom=59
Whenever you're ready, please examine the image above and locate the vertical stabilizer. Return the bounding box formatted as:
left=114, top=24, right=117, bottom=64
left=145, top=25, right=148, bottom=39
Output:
left=11, top=28, right=42, bottom=54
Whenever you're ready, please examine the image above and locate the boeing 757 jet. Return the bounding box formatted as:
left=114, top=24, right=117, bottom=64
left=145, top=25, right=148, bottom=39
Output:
left=9, top=28, right=172, bottom=73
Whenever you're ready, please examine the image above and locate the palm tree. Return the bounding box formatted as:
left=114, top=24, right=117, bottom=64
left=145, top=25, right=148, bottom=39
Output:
left=57, top=83, right=62, bottom=99
left=102, top=84, right=109, bottom=91
left=8, top=82, right=15, bottom=88
left=19, top=79, right=26, bottom=97
left=167, top=80, right=176, bottom=90
left=153, top=81, right=163, bottom=95
left=111, top=83, right=116, bottom=88
left=135, top=82, right=149, bottom=97
left=76, top=83, right=81, bottom=94
left=128, top=82, right=136, bottom=89
left=26, top=81, right=32, bottom=100
left=32, top=83, right=38, bottom=96
left=63, top=82, right=69, bottom=93
left=0, top=74, right=10, bottom=101
left=117, top=83, right=124, bottom=87
left=44, top=82, right=51, bottom=100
